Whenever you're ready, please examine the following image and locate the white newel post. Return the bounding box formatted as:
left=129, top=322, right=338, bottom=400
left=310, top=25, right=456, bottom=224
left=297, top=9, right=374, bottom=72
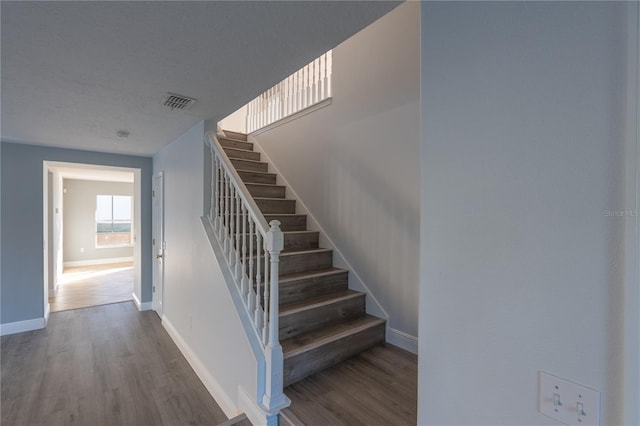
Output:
left=262, top=220, right=288, bottom=412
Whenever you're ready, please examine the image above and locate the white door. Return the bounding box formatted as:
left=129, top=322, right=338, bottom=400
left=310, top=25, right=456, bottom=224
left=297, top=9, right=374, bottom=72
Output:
left=152, top=172, right=164, bottom=316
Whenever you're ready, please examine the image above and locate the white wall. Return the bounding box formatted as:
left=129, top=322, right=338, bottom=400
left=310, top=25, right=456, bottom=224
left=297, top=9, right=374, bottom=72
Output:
left=249, top=1, right=420, bottom=345
left=419, top=2, right=629, bottom=425
left=219, top=105, right=248, bottom=134
left=63, top=179, right=134, bottom=263
left=153, top=121, right=257, bottom=417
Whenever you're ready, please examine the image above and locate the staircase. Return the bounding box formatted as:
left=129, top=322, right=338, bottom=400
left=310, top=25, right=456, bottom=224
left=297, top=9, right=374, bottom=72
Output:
left=220, top=130, right=386, bottom=387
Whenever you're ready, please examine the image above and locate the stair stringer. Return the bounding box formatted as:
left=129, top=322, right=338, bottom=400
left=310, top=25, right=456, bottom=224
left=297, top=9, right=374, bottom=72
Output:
left=246, top=135, right=390, bottom=324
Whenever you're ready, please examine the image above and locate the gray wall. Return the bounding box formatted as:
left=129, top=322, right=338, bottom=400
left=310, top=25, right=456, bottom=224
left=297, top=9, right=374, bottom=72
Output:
left=250, top=2, right=420, bottom=342
left=418, top=2, right=629, bottom=425
left=63, top=179, right=134, bottom=263
left=0, top=142, right=152, bottom=324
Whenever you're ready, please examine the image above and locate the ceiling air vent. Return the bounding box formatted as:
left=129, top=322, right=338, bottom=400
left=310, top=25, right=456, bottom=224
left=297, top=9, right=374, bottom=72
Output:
left=162, top=93, right=197, bottom=111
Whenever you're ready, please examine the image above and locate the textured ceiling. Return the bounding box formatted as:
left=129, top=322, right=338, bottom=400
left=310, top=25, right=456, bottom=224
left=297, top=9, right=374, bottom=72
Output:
left=1, top=1, right=400, bottom=156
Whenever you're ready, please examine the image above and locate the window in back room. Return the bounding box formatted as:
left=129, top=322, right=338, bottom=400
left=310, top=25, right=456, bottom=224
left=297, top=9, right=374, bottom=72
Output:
left=96, top=195, right=132, bottom=248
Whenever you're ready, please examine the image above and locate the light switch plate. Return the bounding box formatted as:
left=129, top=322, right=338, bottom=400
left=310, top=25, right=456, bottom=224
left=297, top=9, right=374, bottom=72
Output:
left=539, top=371, right=600, bottom=426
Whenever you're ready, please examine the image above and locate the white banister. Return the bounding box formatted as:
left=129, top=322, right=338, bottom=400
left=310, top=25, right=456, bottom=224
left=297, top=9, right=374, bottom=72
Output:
left=206, top=130, right=288, bottom=416
left=246, top=50, right=332, bottom=134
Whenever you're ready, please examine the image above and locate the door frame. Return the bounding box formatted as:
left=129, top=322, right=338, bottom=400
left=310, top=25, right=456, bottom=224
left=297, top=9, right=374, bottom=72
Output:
left=152, top=172, right=165, bottom=316
left=624, top=2, right=640, bottom=425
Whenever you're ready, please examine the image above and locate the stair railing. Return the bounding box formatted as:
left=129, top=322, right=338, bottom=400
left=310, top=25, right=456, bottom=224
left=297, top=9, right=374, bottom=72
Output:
left=206, top=129, right=289, bottom=415
left=246, top=50, right=332, bottom=133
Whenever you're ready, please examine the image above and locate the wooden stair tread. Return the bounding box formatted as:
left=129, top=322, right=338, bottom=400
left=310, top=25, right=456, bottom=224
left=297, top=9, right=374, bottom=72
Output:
left=245, top=183, right=285, bottom=188
left=282, top=315, right=386, bottom=358
left=219, top=136, right=249, bottom=144
left=231, top=158, right=264, bottom=164
left=279, top=267, right=347, bottom=284
left=223, top=146, right=255, bottom=155
left=280, top=289, right=362, bottom=316
left=236, top=170, right=275, bottom=176
left=254, top=196, right=294, bottom=201
left=222, top=130, right=248, bottom=141
left=279, top=248, right=332, bottom=258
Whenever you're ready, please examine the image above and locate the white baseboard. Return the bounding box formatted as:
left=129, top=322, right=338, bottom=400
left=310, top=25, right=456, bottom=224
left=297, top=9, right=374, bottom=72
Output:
left=131, top=292, right=152, bottom=311
left=0, top=317, right=46, bottom=336
left=387, top=327, right=418, bottom=354
left=63, top=256, right=134, bottom=268
left=162, top=316, right=238, bottom=418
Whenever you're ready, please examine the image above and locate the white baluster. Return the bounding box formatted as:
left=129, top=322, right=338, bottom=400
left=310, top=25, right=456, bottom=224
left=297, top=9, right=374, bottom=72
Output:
left=255, top=231, right=262, bottom=328
left=283, top=77, right=289, bottom=117
left=288, top=75, right=294, bottom=116
left=327, top=50, right=333, bottom=97
left=296, top=72, right=302, bottom=113
left=235, top=192, right=241, bottom=279
left=278, top=82, right=283, bottom=122
left=313, top=58, right=319, bottom=104
left=262, top=239, right=269, bottom=346
left=229, top=187, right=235, bottom=264
left=261, top=220, right=286, bottom=411
left=223, top=172, right=229, bottom=252
left=209, top=148, right=215, bottom=223
left=241, top=204, right=247, bottom=296
left=213, top=154, right=219, bottom=227
left=217, top=160, right=223, bottom=235
left=246, top=101, right=251, bottom=134
left=262, top=93, right=266, bottom=128
left=247, top=218, right=255, bottom=312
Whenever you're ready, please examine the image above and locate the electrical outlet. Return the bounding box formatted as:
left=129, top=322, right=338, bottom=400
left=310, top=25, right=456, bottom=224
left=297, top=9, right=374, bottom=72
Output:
left=539, top=371, right=600, bottom=426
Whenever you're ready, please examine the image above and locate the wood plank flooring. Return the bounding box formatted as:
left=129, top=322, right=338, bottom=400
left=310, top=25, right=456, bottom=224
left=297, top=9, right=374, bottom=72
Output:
left=1, top=302, right=228, bottom=426
left=282, top=344, right=417, bottom=426
left=49, top=262, right=134, bottom=312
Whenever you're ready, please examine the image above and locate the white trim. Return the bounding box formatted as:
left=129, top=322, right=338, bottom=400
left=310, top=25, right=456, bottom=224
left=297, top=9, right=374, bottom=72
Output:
left=63, top=256, right=134, bottom=268
left=624, top=2, right=640, bottom=425
left=250, top=98, right=332, bottom=136
left=131, top=291, right=152, bottom=311
left=152, top=171, right=165, bottom=316
left=238, top=386, right=280, bottom=426
left=0, top=317, right=46, bottom=336
left=387, top=327, right=418, bottom=354
left=162, top=315, right=239, bottom=419
left=248, top=136, right=389, bottom=322
left=44, top=303, right=50, bottom=326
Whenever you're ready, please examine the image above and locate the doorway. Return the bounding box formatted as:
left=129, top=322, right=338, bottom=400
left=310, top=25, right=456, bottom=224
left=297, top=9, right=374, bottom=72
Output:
left=43, top=162, right=142, bottom=313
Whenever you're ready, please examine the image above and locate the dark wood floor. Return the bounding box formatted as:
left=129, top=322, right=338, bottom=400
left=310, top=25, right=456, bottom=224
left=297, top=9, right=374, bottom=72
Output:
left=282, top=344, right=417, bottom=426
left=1, top=301, right=227, bottom=426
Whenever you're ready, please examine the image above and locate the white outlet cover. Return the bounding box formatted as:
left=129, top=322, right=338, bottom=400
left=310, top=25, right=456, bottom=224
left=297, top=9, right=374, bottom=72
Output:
left=539, top=371, right=600, bottom=426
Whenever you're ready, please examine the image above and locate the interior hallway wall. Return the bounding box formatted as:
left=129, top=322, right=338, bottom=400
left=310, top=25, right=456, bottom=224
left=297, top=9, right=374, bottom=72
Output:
left=418, top=2, right=629, bottom=424
left=153, top=122, right=257, bottom=417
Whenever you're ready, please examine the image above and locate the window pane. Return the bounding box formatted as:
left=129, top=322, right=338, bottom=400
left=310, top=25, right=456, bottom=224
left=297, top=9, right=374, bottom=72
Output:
left=112, top=196, right=131, bottom=221
left=96, top=195, right=113, bottom=221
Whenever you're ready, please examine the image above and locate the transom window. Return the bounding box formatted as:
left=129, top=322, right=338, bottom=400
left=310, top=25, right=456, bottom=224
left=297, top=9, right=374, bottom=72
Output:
left=96, top=195, right=132, bottom=247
